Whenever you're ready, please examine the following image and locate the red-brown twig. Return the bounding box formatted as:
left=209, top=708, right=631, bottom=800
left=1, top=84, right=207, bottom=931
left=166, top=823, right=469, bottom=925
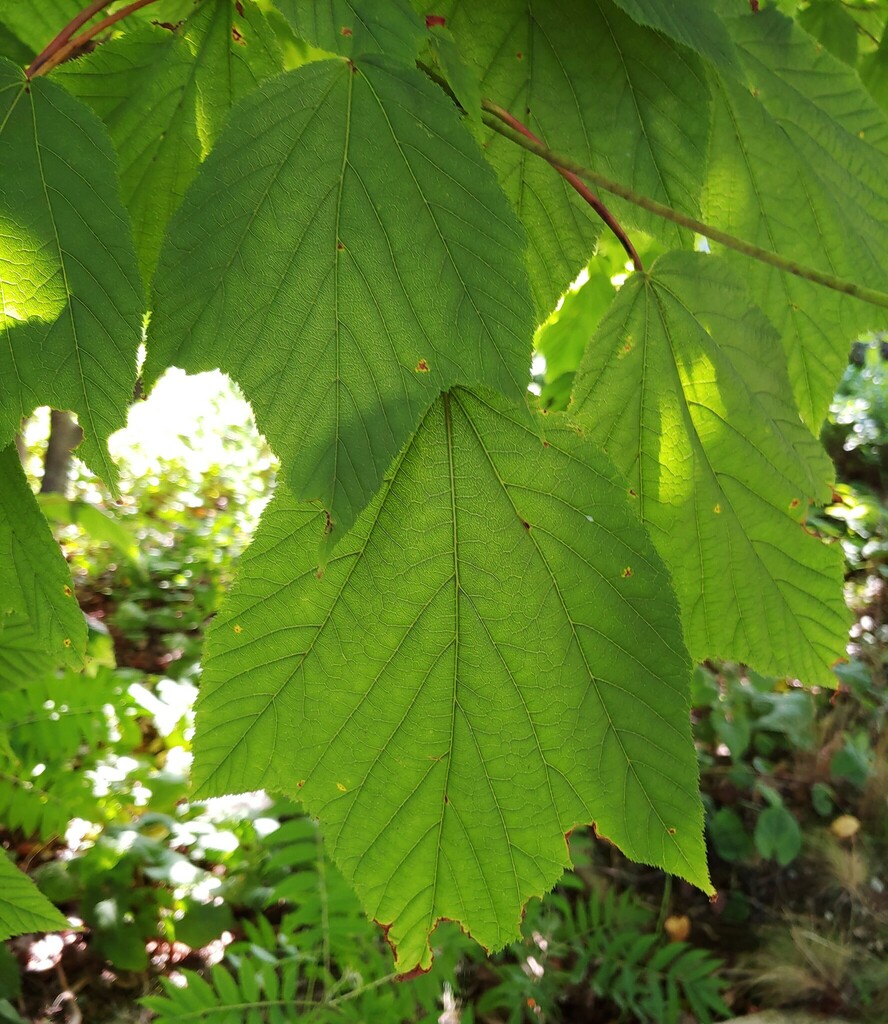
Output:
left=27, top=0, right=114, bottom=76
left=482, top=99, right=644, bottom=273
left=27, top=0, right=161, bottom=79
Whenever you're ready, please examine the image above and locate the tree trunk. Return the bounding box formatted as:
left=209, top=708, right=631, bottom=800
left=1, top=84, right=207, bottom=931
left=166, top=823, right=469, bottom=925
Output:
left=40, top=410, right=82, bottom=495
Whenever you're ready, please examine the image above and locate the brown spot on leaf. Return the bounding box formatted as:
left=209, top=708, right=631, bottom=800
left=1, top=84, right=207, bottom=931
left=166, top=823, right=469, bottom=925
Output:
left=336, top=782, right=347, bottom=792
left=231, top=24, right=245, bottom=44
left=233, top=624, right=242, bottom=634
left=374, top=918, right=398, bottom=960
left=337, top=241, right=344, bottom=250
left=341, top=25, right=353, bottom=36
left=789, top=497, right=800, bottom=509
left=520, top=519, right=531, bottom=531
left=426, top=14, right=446, bottom=28
left=516, top=51, right=523, bottom=59
left=542, top=440, right=549, bottom=447
left=621, top=566, right=632, bottom=578
left=64, top=585, right=72, bottom=597
left=397, top=964, right=432, bottom=981
left=714, top=503, right=721, bottom=514
left=443, top=793, right=449, bottom=804
left=668, top=826, right=676, bottom=835
left=63, top=638, right=71, bottom=648
left=235, top=0, right=244, bottom=15
left=628, top=488, right=637, bottom=497
left=296, top=779, right=305, bottom=788
left=592, top=821, right=616, bottom=848
left=415, top=358, right=430, bottom=372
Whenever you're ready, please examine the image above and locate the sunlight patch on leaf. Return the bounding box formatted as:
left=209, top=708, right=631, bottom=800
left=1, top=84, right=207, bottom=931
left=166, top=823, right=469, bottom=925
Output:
left=148, top=57, right=534, bottom=547
left=58, top=0, right=282, bottom=281
left=0, top=58, right=143, bottom=484
left=572, top=253, right=849, bottom=686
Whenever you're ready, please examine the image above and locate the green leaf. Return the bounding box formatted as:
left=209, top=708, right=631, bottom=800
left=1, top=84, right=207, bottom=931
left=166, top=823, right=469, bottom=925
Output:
left=705, top=7, right=888, bottom=429
left=754, top=803, right=801, bottom=866
left=148, top=57, right=533, bottom=546
left=0, top=446, right=86, bottom=666
left=534, top=239, right=635, bottom=384
left=272, top=0, right=425, bottom=63
left=0, top=22, right=31, bottom=65
left=0, top=0, right=83, bottom=54
left=58, top=0, right=283, bottom=280
left=442, top=0, right=709, bottom=317
left=0, top=850, right=67, bottom=941
left=860, top=28, right=888, bottom=114
left=708, top=808, right=754, bottom=863
left=194, top=387, right=708, bottom=973
left=0, top=613, right=56, bottom=688
left=609, top=0, right=742, bottom=73
left=423, top=20, right=483, bottom=122
left=797, top=0, right=858, bottom=65
left=571, top=253, right=849, bottom=686
left=0, top=58, right=143, bottom=483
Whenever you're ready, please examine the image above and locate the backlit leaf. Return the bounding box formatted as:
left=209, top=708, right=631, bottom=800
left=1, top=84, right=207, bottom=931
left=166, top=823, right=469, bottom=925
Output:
left=0, top=0, right=83, bottom=55
left=571, top=253, right=849, bottom=686
left=0, top=58, right=143, bottom=483
left=194, top=387, right=708, bottom=972
left=59, top=0, right=283, bottom=279
left=272, top=0, right=425, bottom=63
left=148, top=57, right=533, bottom=545
left=0, top=851, right=67, bottom=941
left=705, top=7, right=888, bottom=428
left=610, top=0, right=742, bottom=73
left=0, top=446, right=86, bottom=666
left=441, top=0, right=709, bottom=317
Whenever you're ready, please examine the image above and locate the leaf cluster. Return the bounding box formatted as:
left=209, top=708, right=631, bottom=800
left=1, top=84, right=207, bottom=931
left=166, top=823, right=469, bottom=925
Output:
left=1, top=0, right=888, bottom=971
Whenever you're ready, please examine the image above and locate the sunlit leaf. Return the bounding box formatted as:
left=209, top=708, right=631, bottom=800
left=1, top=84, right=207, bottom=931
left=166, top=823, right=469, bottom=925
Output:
left=0, top=851, right=67, bottom=941
left=0, top=446, right=85, bottom=666
left=148, top=57, right=533, bottom=545
left=610, top=0, right=742, bottom=73
left=705, top=7, right=888, bottom=429
left=194, top=387, right=708, bottom=972
left=58, top=0, right=283, bottom=279
left=441, top=0, right=709, bottom=317
left=0, top=58, right=143, bottom=483
left=272, top=0, right=425, bottom=62
left=572, top=253, right=849, bottom=686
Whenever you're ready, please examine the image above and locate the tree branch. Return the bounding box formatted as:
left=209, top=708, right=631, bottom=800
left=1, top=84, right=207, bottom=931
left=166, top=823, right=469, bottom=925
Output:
left=27, top=0, right=162, bottom=78
left=483, top=110, right=888, bottom=312
left=482, top=100, right=644, bottom=272
left=27, top=0, right=114, bottom=76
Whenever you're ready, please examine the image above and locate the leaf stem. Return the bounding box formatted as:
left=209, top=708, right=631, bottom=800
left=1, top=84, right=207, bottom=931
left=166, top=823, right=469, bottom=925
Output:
left=482, top=107, right=888, bottom=312
left=27, top=0, right=162, bottom=79
left=27, top=0, right=114, bottom=77
left=482, top=100, right=644, bottom=273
